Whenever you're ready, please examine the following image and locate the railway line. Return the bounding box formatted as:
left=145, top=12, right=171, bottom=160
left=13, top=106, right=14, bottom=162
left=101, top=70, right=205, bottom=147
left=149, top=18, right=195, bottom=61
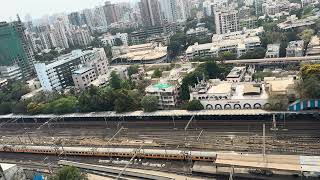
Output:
left=0, top=119, right=319, bottom=155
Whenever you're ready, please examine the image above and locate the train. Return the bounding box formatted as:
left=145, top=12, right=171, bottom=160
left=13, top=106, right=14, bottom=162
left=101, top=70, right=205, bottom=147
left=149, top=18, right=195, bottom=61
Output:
left=0, top=144, right=217, bottom=162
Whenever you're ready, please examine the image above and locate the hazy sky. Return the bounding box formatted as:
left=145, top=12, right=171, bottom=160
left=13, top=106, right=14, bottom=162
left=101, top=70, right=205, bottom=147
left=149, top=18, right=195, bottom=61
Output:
left=0, top=0, right=134, bottom=22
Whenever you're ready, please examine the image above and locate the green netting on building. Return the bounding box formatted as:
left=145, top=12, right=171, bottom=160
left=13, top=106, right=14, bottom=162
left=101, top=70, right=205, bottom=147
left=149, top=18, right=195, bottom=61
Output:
left=0, top=23, right=26, bottom=65
left=153, top=83, right=173, bottom=89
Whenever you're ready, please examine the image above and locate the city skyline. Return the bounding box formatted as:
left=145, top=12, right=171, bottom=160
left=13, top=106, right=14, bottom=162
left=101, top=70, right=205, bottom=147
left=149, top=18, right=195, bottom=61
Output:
left=0, top=0, right=136, bottom=22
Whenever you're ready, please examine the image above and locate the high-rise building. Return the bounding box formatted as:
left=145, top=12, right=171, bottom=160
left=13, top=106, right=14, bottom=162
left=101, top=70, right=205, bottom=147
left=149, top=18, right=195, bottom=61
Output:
left=159, top=0, right=177, bottom=23
left=0, top=18, right=35, bottom=78
left=255, top=0, right=265, bottom=15
left=53, top=19, right=69, bottom=49
left=176, top=0, right=191, bottom=21
left=139, top=0, right=162, bottom=27
left=214, top=9, right=240, bottom=34
left=34, top=48, right=107, bottom=91
left=93, top=6, right=108, bottom=28
left=72, top=27, right=92, bottom=47
left=82, top=9, right=95, bottom=28
left=68, top=12, right=82, bottom=26
left=103, top=1, right=120, bottom=24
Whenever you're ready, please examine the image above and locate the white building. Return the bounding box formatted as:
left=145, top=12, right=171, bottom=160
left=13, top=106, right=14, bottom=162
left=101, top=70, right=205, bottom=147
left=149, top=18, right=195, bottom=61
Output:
left=72, top=27, right=92, bottom=47
left=286, top=40, right=304, bottom=57
left=214, top=9, right=240, bottom=34
left=72, top=66, right=97, bottom=90
left=0, top=65, right=23, bottom=80
left=226, top=67, right=246, bottom=82
left=186, top=27, right=210, bottom=38
left=145, top=83, right=179, bottom=109
left=277, top=15, right=316, bottom=30
left=186, top=28, right=262, bottom=59
left=34, top=48, right=108, bottom=91
left=112, top=43, right=168, bottom=64
left=0, top=78, right=8, bottom=88
left=265, top=44, right=280, bottom=58
left=190, top=80, right=269, bottom=110
left=100, top=33, right=128, bottom=47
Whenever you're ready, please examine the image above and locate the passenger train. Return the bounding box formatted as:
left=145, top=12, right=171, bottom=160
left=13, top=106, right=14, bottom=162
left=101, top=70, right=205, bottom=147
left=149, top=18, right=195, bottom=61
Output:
left=0, top=144, right=217, bottom=162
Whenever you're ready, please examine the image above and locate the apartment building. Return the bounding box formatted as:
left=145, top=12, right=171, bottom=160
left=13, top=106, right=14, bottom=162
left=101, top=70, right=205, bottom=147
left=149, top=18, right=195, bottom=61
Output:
left=214, top=9, right=240, bottom=34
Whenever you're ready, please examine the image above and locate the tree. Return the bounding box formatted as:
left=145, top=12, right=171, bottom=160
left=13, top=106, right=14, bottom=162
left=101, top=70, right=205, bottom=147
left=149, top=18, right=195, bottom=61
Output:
left=11, top=101, right=28, bottom=114
left=152, top=68, right=162, bottom=78
left=299, top=28, right=315, bottom=54
left=141, top=96, right=159, bottom=112
left=114, top=38, right=123, bottom=46
left=114, top=90, right=138, bottom=113
left=43, top=96, right=78, bottom=114
left=51, top=166, right=87, bottom=180
left=90, top=37, right=103, bottom=48
left=239, top=47, right=266, bottom=59
left=295, top=77, right=320, bottom=99
left=127, top=65, right=139, bottom=77
left=300, top=64, right=320, bottom=79
left=168, top=32, right=187, bottom=57
left=185, top=100, right=204, bottom=111
left=267, top=94, right=289, bottom=111
left=103, top=44, right=113, bottom=59
left=219, top=51, right=237, bottom=61
left=110, top=71, right=121, bottom=89
left=0, top=102, right=12, bottom=115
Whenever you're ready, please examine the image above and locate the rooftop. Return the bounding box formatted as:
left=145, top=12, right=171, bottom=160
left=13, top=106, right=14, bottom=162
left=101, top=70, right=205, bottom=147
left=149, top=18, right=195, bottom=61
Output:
left=153, top=83, right=173, bottom=89
left=207, top=83, right=232, bottom=94
left=73, top=66, right=94, bottom=75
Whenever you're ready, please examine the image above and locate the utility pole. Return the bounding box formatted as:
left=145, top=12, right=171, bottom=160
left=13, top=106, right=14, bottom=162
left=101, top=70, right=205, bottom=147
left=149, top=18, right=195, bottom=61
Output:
left=106, top=126, right=124, bottom=144
left=116, top=145, right=143, bottom=179
left=263, top=123, right=266, bottom=162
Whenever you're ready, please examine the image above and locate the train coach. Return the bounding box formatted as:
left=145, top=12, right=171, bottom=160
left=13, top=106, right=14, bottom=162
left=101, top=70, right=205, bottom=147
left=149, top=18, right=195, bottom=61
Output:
left=0, top=144, right=217, bottom=162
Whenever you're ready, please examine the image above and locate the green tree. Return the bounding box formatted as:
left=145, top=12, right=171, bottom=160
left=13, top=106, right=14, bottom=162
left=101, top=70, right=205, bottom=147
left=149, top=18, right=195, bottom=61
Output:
left=185, top=100, right=204, bottom=111
left=267, top=94, right=289, bottom=111
left=240, top=47, right=266, bottom=59
left=11, top=101, right=28, bottom=114
left=300, top=64, right=320, bottom=79
left=299, top=28, right=315, bottom=54
left=103, top=44, right=113, bottom=59
left=110, top=71, right=121, bottom=89
left=141, top=96, right=159, bottom=112
left=295, top=77, right=320, bottom=99
left=219, top=51, right=237, bottom=61
left=0, top=102, right=12, bottom=115
left=51, top=166, right=87, bottom=180
left=168, top=32, right=187, bottom=57
left=114, top=90, right=139, bottom=113
left=90, top=37, right=103, bottom=48
left=43, top=96, right=78, bottom=114
left=114, top=38, right=123, bottom=46
left=152, top=68, right=162, bottom=78
left=127, top=65, right=139, bottom=77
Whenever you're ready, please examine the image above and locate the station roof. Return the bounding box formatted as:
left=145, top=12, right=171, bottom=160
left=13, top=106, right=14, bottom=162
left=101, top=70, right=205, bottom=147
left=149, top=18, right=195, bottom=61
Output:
left=0, top=109, right=298, bottom=119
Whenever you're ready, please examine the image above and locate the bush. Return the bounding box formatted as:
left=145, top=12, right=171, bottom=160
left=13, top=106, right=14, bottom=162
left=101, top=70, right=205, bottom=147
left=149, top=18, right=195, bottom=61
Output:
left=141, top=96, right=159, bottom=112
left=185, top=100, right=204, bottom=111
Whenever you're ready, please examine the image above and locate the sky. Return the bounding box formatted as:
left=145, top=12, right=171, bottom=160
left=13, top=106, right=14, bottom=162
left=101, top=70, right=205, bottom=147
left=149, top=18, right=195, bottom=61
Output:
left=0, top=0, right=136, bottom=22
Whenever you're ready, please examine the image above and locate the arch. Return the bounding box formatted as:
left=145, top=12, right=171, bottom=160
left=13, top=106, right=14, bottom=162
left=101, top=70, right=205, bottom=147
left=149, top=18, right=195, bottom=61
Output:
left=274, top=103, right=282, bottom=110
left=224, top=104, right=232, bottom=109
left=234, top=104, right=241, bottom=109
left=243, top=103, right=252, bottom=109
left=215, top=104, right=222, bottom=110
left=263, top=103, right=272, bottom=110
left=206, top=104, right=213, bottom=110
left=254, top=103, right=262, bottom=109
